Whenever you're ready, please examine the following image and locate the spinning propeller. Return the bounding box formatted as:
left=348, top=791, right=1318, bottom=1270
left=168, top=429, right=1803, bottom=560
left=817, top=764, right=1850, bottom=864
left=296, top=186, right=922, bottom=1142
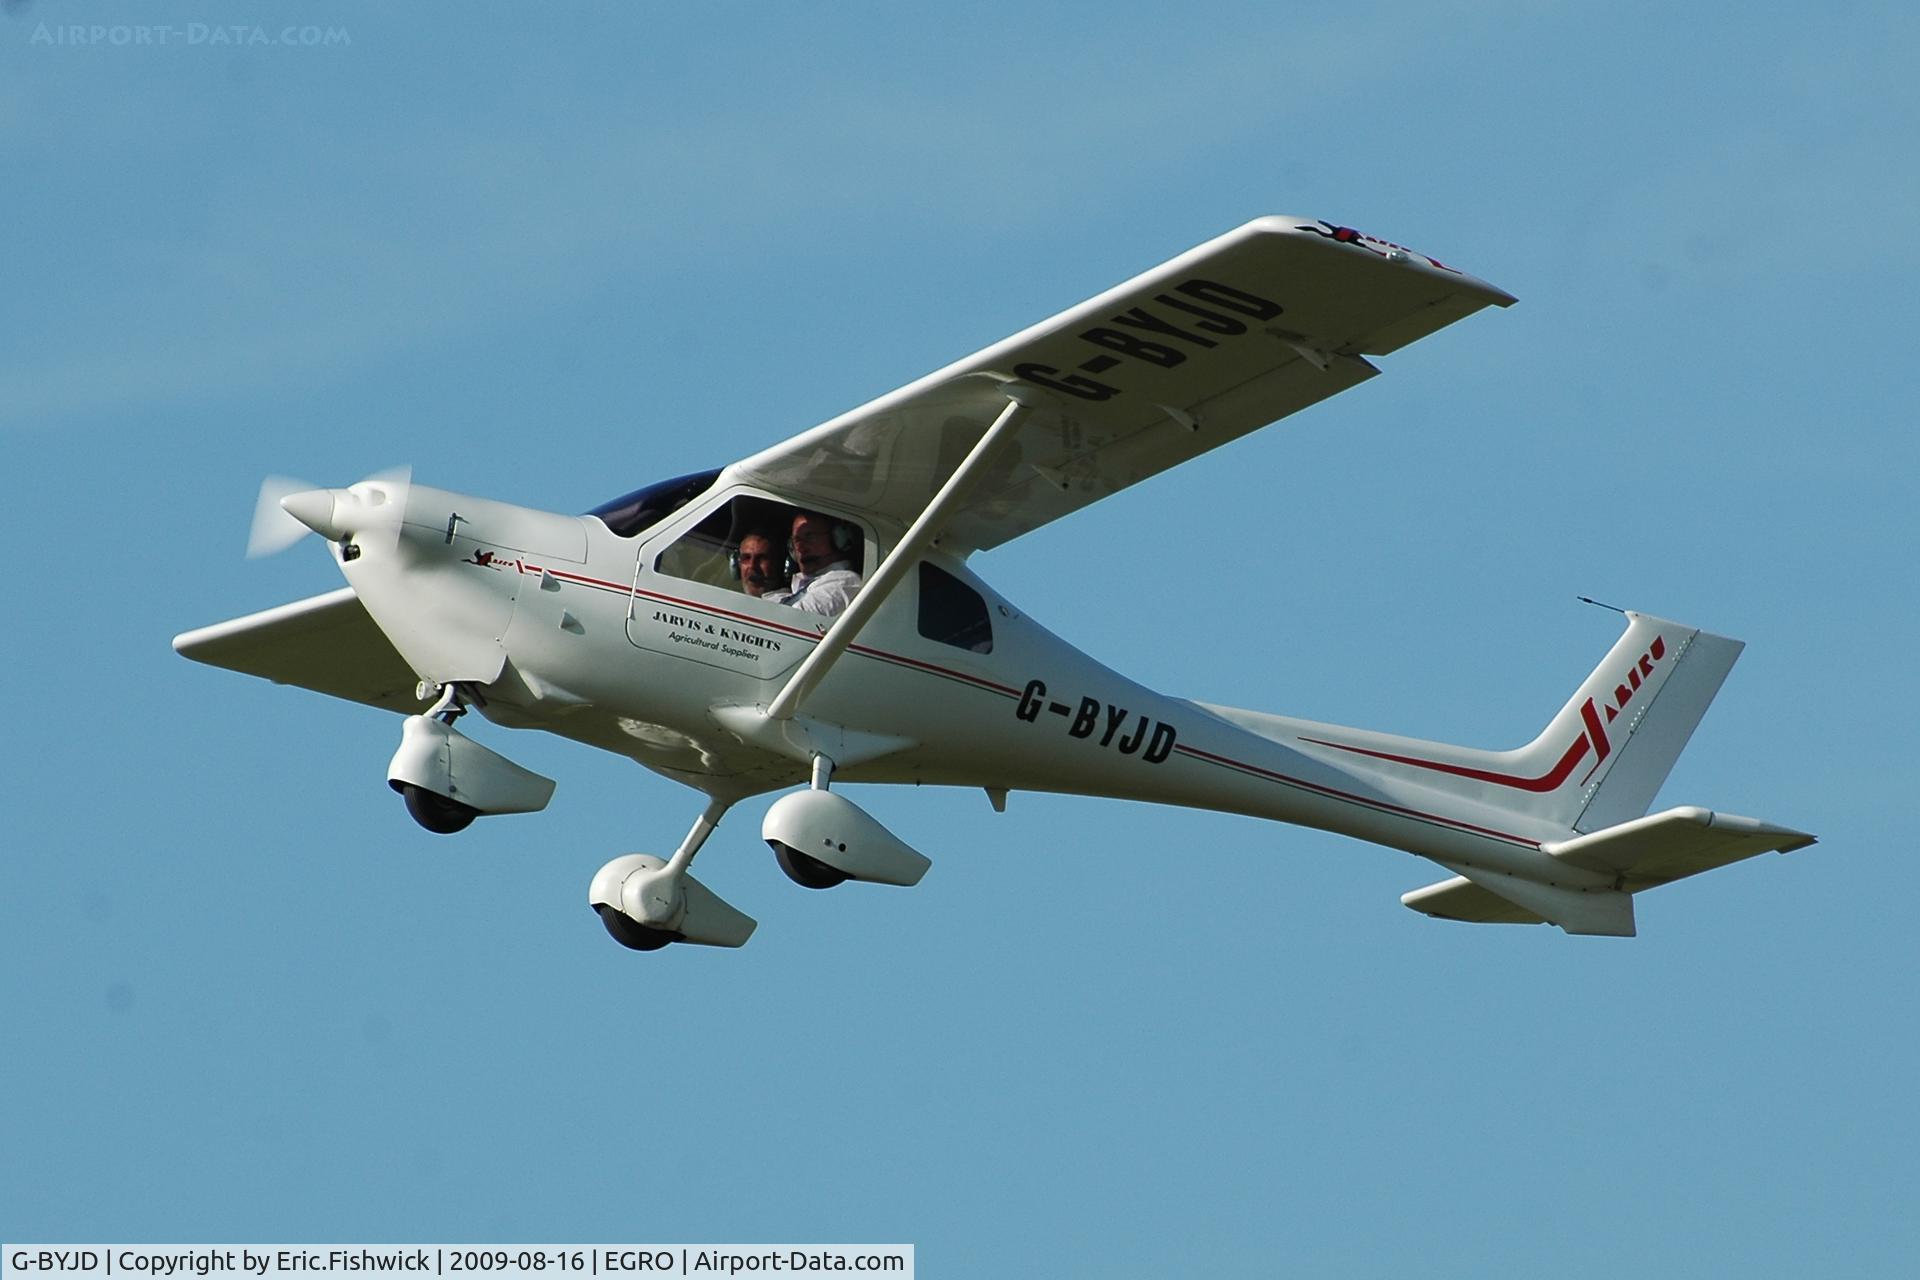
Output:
left=246, top=466, right=413, bottom=558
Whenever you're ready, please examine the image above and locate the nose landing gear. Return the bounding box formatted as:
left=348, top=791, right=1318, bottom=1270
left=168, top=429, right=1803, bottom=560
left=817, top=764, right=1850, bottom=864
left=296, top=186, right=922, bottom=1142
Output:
left=593, top=904, right=677, bottom=951
left=587, top=800, right=759, bottom=950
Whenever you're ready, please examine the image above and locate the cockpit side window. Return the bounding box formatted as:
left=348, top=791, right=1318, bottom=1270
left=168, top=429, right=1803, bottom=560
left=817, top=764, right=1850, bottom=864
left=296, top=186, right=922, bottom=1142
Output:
left=918, top=562, right=992, bottom=653
left=586, top=468, right=723, bottom=538
left=652, top=495, right=800, bottom=593
left=653, top=496, right=868, bottom=618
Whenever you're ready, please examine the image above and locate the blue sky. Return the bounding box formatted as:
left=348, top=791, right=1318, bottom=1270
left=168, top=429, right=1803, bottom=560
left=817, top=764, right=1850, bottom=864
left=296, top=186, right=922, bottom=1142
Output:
left=4, top=1, right=1916, bottom=1273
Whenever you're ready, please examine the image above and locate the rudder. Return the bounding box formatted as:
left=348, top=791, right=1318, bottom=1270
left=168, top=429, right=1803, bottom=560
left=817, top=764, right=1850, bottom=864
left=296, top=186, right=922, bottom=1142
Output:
left=1546, top=612, right=1743, bottom=832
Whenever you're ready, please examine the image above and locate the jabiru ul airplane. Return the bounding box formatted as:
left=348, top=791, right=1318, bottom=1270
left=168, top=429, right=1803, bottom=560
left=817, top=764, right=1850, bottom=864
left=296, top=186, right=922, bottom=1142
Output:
left=174, top=216, right=1815, bottom=950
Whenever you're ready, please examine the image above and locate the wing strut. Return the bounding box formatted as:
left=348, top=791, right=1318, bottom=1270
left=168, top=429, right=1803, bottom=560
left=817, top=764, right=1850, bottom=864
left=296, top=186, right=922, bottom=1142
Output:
left=765, top=394, right=1034, bottom=722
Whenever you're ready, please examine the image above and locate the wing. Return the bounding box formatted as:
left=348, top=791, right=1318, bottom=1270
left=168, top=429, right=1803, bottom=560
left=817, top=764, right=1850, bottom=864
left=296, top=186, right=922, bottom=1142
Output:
left=727, top=216, right=1515, bottom=554
left=173, top=586, right=423, bottom=713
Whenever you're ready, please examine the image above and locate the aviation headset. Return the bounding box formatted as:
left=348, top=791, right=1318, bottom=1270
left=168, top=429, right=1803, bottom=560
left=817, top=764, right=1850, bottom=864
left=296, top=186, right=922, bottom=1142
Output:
left=792, top=518, right=858, bottom=555
left=781, top=514, right=858, bottom=568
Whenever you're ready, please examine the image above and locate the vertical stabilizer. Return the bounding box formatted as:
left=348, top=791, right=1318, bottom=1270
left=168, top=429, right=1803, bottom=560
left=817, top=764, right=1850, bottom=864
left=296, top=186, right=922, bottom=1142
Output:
left=1290, top=612, right=1741, bottom=833
left=1543, top=613, right=1743, bottom=832
left=1568, top=622, right=1741, bottom=831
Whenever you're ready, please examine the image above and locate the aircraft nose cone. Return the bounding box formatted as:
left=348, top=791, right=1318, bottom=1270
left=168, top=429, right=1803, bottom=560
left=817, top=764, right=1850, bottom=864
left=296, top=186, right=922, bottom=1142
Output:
left=279, top=488, right=344, bottom=541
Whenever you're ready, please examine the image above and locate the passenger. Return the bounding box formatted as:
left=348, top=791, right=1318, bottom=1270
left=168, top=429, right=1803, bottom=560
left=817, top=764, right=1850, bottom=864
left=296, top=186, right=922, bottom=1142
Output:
left=764, top=510, right=862, bottom=616
left=733, top=530, right=788, bottom=599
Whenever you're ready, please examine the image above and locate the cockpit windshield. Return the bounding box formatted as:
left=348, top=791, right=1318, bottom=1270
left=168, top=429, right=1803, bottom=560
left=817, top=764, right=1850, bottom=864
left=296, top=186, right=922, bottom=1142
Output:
left=585, top=468, right=723, bottom=538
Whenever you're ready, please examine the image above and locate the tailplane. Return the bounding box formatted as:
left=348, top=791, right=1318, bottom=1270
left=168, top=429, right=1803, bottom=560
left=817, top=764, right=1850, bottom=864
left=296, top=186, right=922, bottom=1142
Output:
left=1383, top=610, right=1815, bottom=934
left=1228, top=607, right=1816, bottom=934
left=1403, top=806, right=1815, bottom=935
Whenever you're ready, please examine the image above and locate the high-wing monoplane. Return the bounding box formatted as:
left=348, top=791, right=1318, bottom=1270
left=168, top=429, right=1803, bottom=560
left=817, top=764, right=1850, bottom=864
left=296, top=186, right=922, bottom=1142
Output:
left=175, top=216, right=1814, bottom=949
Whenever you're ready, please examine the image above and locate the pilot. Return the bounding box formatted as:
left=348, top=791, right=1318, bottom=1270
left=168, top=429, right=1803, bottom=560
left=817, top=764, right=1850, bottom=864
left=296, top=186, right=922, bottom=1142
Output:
left=733, top=530, right=788, bottom=599
left=764, top=510, right=862, bottom=616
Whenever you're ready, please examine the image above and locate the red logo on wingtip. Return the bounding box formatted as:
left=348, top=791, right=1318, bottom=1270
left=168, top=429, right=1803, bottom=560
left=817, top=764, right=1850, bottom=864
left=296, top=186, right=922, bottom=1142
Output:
left=1295, top=220, right=1462, bottom=273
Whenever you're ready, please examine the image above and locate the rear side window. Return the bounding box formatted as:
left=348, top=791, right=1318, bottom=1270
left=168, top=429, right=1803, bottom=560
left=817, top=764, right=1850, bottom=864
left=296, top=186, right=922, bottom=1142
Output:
left=918, top=562, right=992, bottom=653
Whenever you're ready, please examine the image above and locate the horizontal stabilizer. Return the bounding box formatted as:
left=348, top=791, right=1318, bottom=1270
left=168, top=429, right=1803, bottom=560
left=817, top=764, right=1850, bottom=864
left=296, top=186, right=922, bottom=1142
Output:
left=1403, top=806, right=1814, bottom=935
left=1544, top=805, right=1815, bottom=888
left=1401, top=871, right=1635, bottom=936
left=1400, top=876, right=1544, bottom=926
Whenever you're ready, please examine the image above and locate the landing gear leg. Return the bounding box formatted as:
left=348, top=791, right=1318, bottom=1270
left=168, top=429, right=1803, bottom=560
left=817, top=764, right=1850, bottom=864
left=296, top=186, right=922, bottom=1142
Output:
left=423, top=681, right=468, bottom=724
left=617, top=798, right=733, bottom=936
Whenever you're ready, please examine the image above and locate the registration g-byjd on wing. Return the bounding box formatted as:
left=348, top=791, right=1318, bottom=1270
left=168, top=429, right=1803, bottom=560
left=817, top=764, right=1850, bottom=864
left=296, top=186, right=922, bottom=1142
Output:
left=175, top=216, right=1814, bottom=950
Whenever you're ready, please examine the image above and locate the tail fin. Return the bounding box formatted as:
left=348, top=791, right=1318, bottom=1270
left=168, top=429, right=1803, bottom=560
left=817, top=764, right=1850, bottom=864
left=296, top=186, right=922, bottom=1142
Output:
left=1198, top=608, right=1812, bottom=934
left=1534, top=611, right=1743, bottom=832
left=1387, top=612, right=1809, bottom=937
left=1293, top=611, right=1742, bottom=832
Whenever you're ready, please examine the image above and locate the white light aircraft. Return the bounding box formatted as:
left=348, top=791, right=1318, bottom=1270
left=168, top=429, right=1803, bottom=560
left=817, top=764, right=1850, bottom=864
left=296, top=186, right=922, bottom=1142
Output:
left=175, top=216, right=1814, bottom=950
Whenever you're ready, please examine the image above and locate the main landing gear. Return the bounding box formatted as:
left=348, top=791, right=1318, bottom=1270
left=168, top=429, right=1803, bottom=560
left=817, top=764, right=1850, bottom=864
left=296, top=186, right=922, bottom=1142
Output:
left=387, top=681, right=556, bottom=834
left=770, top=755, right=849, bottom=889
left=588, top=753, right=931, bottom=952
left=398, top=684, right=481, bottom=833
left=402, top=783, right=479, bottom=834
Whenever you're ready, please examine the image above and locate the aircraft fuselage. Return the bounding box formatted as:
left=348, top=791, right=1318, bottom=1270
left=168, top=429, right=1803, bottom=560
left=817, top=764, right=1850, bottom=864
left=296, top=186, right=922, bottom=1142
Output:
left=336, top=481, right=1583, bottom=888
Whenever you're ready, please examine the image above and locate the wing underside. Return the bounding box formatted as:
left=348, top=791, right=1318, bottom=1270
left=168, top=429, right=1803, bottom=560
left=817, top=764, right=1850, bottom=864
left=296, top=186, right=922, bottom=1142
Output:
left=172, top=586, right=423, bottom=713
left=729, top=216, right=1514, bottom=553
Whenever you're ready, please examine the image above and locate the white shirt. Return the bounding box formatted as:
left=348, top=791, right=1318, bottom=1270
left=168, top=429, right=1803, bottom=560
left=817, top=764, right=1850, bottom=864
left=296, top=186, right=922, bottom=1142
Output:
left=765, top=561, right=862, bottom=616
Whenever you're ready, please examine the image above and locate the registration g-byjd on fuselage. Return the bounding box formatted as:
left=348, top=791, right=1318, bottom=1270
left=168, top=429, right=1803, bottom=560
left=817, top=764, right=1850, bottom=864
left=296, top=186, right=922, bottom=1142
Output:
left=174, top=216, right=1814, bottom=951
